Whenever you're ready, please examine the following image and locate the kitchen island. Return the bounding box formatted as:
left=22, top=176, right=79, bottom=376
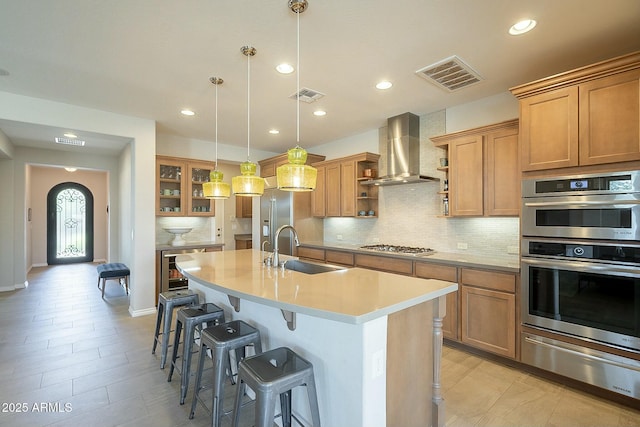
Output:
left=176, top=249, right=457, bottom=427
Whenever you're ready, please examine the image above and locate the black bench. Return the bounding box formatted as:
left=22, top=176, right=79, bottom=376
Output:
left=96, top=263, right=130, bottom=298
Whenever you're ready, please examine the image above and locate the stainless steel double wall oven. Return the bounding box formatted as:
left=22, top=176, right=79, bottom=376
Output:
left=521, top=171, right=640, bottom=399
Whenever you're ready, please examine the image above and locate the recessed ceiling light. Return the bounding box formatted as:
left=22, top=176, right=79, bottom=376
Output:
left=63, top=133, right=77, bottom=138
left=64, top=167, right=77, bottom=172
left=181, top=109, right=195, bottom=116
left=509, top=19, right=537, bottom=35
left=376, top=80, right=393, bottom=90
left=313, top=110, right=326, bottom=116
left=276, top=63, right=294, bottom=74
left=269, top=129, right=280, bottom=134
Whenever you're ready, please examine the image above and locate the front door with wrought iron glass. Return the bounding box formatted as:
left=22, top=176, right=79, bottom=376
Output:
left=47, top=182, right=94, bottom=264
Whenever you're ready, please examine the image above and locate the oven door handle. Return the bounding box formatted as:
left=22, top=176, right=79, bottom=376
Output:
left=523, top=337, right=640, bottom=371
left=521, top=257, right=640, bottom=277
left=524, top=200, right=640, bottom=207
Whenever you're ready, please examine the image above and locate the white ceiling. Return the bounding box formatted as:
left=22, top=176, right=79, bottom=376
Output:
left=1, top=0, right=639, bottom=156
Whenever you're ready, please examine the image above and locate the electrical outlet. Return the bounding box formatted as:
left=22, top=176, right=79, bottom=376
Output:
left=337, top=234, right=343, bottom=241
left=372, top=350, right=384, bottom=379
left=507, top=245, right=519, bottom=254
left=457, top=242, right=468, bottom=250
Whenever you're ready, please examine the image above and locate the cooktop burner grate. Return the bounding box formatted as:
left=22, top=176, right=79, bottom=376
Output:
left=360, top=244, right=435, bottom=255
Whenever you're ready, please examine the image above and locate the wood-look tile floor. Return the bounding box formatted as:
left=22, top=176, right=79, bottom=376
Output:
left=0, top=263, right=638, bottom=427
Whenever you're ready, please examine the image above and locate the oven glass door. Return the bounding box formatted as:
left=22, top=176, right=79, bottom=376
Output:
left=522, top=257, right=640, bottom=350
left=521, top=194, right=640, bottom=240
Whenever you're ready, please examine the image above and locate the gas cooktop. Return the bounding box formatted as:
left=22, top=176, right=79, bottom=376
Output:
left=359, top=244, right=435, bottom=256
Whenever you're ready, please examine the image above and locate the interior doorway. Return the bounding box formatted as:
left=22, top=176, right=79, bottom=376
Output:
left=47, top=182, right=94, bottom=265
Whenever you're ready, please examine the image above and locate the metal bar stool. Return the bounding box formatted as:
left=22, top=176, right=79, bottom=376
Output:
left=231, top=347, right=321, bottom=427
left=152, top=290, right=200, bottom=369
left=168, top=303, right=225, bottom=405
left=189, top=320, right=262, bottom=427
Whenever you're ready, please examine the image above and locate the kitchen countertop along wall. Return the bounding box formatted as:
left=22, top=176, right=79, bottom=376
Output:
left=300, top=241, right=519, bottom=273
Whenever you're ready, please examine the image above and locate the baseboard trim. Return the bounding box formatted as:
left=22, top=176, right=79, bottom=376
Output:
left=129, top=307, right=156, bottom=317
left=0, top=281, right=27, bottom=292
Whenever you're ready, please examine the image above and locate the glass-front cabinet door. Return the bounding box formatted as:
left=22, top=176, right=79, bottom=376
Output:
left=157, top=157, right=186, bottom=216
left=156, top=156, right=215, bottom=217
left=187, top=161, right=215, bottom=217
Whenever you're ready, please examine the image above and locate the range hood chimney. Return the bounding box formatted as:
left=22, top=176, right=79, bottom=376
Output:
left=363, top=112, right=439, bottom=186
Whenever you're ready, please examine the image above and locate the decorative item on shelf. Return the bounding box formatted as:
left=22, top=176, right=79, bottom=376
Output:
left=443, top=196, right=449, bottom=216
left=232, top=46, right=265, bottom=197
left=203, top=77, right=231, bottom=199
left=363, top=168, right=376, bottom=178
left=276, top=0, right=318, bottom=192
left=164, top=227, right=192, bottom=246
left=439, top=158, right=448, bottom=167
left=443, top=179, right=448, bottom=191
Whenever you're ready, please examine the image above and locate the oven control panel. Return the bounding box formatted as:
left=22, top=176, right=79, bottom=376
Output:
left=525, top=239, right=640, bottom=265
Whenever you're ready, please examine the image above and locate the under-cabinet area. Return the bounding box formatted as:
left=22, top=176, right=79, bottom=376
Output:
left=155, top=243, right=223, bottom=302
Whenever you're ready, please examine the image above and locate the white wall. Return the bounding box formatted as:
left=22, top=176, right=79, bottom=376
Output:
left=445, top=92, right=518, bottom=133
left=28, top=165, right=109, bottom=266
left=0, top=91, right=156, bottom=317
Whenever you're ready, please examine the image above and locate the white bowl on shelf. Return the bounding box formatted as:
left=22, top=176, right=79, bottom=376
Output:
left=164, top=227, right=193, bottom=246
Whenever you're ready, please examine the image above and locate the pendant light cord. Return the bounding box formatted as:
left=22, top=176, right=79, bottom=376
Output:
left=296, top=9, right=300, bottom=144
left=247, top=49, right=251, bottom=161
left=214, top=81, right=219, bottom=169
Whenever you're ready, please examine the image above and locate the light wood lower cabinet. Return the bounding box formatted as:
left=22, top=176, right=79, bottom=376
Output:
left=460, top=268, right=516, bottom=359
left=355, top=254, right=413, bottom=275
left=325, top=250, right=354, bottom=266
left=296, top=246, right=325, bottom=262
left=415, top=262, right=458, bottom=341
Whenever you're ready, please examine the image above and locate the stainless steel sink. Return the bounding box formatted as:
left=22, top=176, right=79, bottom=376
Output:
left=283, top=260, right=345, bottom=274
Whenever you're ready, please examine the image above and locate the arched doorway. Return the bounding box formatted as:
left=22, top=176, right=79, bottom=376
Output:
left=47, top=182, right=94, bottom=265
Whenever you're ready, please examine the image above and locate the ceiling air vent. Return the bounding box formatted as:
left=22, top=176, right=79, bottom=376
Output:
left=415, top=55, right=483, bottom=92
left=55, top=137, right=85, bottom=146
left=289, top=87, right=325, bottom=103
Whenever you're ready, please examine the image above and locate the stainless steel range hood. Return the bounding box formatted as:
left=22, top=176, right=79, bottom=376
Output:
left=363, top=112, right=439, bottom=186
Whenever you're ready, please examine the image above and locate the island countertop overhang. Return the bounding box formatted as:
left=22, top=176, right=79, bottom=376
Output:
left=176, top=249, right=458, bottom=325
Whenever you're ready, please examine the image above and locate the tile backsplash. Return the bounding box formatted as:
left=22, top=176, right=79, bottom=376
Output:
left=323, top=109, right=520, bottom=259
left=156, top=217, right=216, bottom=246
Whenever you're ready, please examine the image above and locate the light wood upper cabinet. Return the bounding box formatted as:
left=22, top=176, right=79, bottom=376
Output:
left=156, top=156, right=215, bottom=217
left=449, top=133, right=484, bottom=216
left=312, top=152, right=380, bottom=218
left=485, top=125, right=520, bottom=216
left=511, top=51, right=640, bottom=171
left=432, top=120, right=519, bottom=217
left=340, top=160, right=356, bottom=217
left=324, top=161, right=341, bottom=217
left=579, top=69, right=640, bottom=165
left=518, top=87, right=579, bottom=171
left=311, top=165, right=326, bottom=217
left=235, top=196, right=252, bottom=218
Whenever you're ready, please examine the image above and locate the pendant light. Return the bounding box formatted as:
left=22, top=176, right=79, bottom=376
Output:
left=276, top=0, right=317, bottom=192
left=232, top=45, right=265, bottom=197
left=203, top=77, right=231, bottom=199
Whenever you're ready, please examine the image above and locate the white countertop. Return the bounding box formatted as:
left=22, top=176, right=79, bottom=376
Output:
left=176, top=249, right=457, bottom=324
left=300, top=241, right=520, bottom=272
